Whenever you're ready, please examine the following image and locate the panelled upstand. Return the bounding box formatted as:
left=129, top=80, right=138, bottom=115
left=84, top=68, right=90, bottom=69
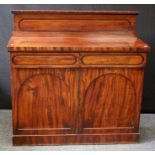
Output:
left=8, top=10, right=150, bottom=145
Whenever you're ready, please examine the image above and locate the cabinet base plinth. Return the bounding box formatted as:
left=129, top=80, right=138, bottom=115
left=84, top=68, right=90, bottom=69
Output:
left=13, top=133, right=139, bottom=146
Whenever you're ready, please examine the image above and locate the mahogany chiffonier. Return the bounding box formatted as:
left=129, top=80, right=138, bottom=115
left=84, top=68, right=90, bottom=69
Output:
left=7, top=10, right=150, bottom=145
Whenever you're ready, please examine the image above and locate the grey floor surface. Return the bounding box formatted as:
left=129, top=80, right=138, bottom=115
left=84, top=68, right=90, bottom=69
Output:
left=0, top=110, right=155, bottom=151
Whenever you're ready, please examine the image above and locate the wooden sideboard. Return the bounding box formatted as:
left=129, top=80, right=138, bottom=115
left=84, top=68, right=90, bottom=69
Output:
left=8, top=10, right=150, bottom=145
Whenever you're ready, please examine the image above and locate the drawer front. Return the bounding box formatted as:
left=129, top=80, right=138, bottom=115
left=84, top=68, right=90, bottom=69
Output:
left=81, top=54, right=146, bottom=67
left=13, top=55, right=76, bottom=65
left=11, top=53, right=146, bottom=68
left=12, top=53, right=79, bottom=68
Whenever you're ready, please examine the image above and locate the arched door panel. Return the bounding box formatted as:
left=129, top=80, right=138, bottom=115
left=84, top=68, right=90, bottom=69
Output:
left=78, top=68, right=139, bottom=134
left=14, top=68, right=77, bottom=135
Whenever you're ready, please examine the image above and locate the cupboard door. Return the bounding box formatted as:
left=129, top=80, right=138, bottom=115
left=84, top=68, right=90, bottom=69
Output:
left=12, top=68, right=78, bottom=135
left=78, top=68, right=144, bottom=134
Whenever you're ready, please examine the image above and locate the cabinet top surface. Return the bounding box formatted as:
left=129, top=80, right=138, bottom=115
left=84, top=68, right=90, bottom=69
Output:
left=8, top=10, right=150, bottom=53
left=8, top=32, right=150, bottom=52
left=12, top=10, right=139, bottom=15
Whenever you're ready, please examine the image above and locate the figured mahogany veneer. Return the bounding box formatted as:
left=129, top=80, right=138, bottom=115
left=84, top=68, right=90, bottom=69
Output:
left=8, top=10, right=150, bottom=145
left=19, top=19, right=130, bottom=32
left=13, top=55, right=77, bottom=65
left=81, top=54, right=145, bottom=65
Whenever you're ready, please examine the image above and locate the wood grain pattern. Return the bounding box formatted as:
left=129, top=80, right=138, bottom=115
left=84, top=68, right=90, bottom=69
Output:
left=13, top=68, right=78, bottom=135
left=8, top=10, right=150, bottom=145
left=18, top=74, right=70, bottom=129
left=78, top=68, right=144, bottom=134
left=13, top=133, right=139, bottom=146
left=82, top=54, right=144, bottom=65
left=83, top=73, right=136, bottom=128
left=8, top=10, right=150, bottom=52
left=12, top=10, right=139, bottom=15
left=8, top=32, right=150, bottom=52
left=13, top=55, right=76, bottom=65
left=19, top=19, right=130, bottom=32
left=12, top=10, right=138, bottom=33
